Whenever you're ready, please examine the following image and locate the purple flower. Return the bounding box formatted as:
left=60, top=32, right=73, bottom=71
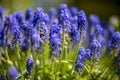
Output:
left=7, top=66, right=18, bottom=80
left=25, top=8, right=33, bottom=22
left=30, top=28, right=40, bottom=46
left=70, top=6, right=78, bottom=17
left=26, top=56, right=34, bottom=73
left=108, top=25, right=115, bottom=39
left=89, top=32, right=96, bottom=43
left=0, top=29, right=5, bottom=46
left=110, top=32, right=120, bottom=49
left=33, top=7, right=44, bottom=26
left=77, top=10, right=87, bottom=34
left=58, top=4, right=71, bottom=23
left=70, top=24, right=80, bottom=45
left=14, top=11, right=25, bottom=26
left=12, top=28, right=21, bottom=45
left=75, top=47, right=86, bottom=71
left=86, top=49, right=92, bottom=61
left=95, top=24, right=103, bottom=36
left=48, top=8, right=56, bottom=20
left=38, top=22, right=48, bottom=42
left=43, top=13, right=50, bottom=24
left=21, top=38, right=29, bottom=52
left=49, top=23, right=61, bottom=57
left=89, top=14, right=100, bottom=26
left=89, top=39, right=101, bottom=61
left=0, top=7, right=3, bottom=19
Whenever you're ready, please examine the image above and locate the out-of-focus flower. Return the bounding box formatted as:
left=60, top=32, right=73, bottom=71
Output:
left=89, top=39, right=101, bottom=61
left=95, top=24, right=103, bottom=36
left=12, top=28, right=21, bottom=45
left=0, top=7, right=3, bottom=19
left=70, top=24, right=80, bottom=45
left=75, top=47, right=86, bottom=71
left=48, top=8, right=56, bottom=20
left=0, top=29, right=5, bottom=46
left=7, top=66, right=18, bottom=80
left=14, top=11, right=25, bottom=26
left=49, top=23, right=61, bottom=57
left=110, top=32, right=120, bottom=49
left=33, top=7, right=44, bottom=26
left=25, top=8, right=33, bottom=22
left=108, top=25, right=115, bottom=39
left=70, top=6, right=78, bottom=17
left=89, top=14, right=100, bottom=26
left=43, top=13, right=50, bottom=24
left=86, top=49, right=92, bottom=61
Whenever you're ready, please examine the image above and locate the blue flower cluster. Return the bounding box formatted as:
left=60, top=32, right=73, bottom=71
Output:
left=26, top=56, right=34, bottom=73
left=0, top=4, right=120, bottom=78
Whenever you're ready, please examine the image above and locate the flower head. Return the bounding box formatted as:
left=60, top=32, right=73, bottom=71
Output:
left=7, top=66, right=18, bottom=80
left=49, top=23, right=61, bottom=57
left=70, top=24, right=80, bottom=45
left=33, top=7, right=44, bottom=26
left=26, top=56, right=34, bottom=73
left=110, top=32, right=120, bottom=49
left=95, top=24, right=103, bottom=36
left=89, top=14, right=100, bottom=26
left=86, top=49, right=92, bottom=61
left=77, top=10, right=87, bottom=34
left=48, top=8, right=56, bottom=20
left=58, top=4, right=71, bottom=23
left=25, top=8, right=33, bottom=22
left=70, top=6, right=78, bottom=17
left=89, top=39, right=101, bottom=61
left=0, top=7, right=3, bottom=19
left=75, top=47, right=86, bottom=71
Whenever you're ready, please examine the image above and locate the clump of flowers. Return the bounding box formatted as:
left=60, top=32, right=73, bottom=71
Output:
left=0, top=4, right=120, bottom=80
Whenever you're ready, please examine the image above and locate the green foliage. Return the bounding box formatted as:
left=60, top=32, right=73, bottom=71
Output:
left=0, top=42, right=120, bottom=80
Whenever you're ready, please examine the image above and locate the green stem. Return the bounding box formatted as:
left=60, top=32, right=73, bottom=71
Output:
left=58, top=24, right=65, bottom=73
left=74, top=35, right=82, bottom=61
left=4, top=46, right=9, bottom=60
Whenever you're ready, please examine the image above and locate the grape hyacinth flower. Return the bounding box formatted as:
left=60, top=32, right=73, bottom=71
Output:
left=49, top=23, right=61, bottom=57
left=14, top=11, right=25, bottom=27
left=25, top=8, right=33, bottom=22
left=110, top=32, right=120, bottom=49
left=108, top=25, right=115, bottom=39
left=33, top=7, right=44, bottom=26
left=0, top=7, right=3, bottom=18
left=48, top=8, right=56, bottom=21
left=58, top=4, right=67, bottom=23
left=0, top=7, right=3, bottom=28
left=89, top=39, right=101, bottom=61
left=70, top=6, right=78, bottom=17
left=58, top=4, right=72, bottom=33
left=0, top=29, right=5, bottom=46
left=95, top=24, right=103, bottom=36
left=43, top=13, right=50, bottom=24
left=75, top=47, right=86, bottom=71
left=89, top=14, right=100, bottom=26
left=7, top=66, right=19, bottom=80
left=77, top=10, right=87, bottom=34
left=30, top=28, right=40, bottom=51
left=21, top=38, right=29, bottom=52
left=86, top=49, right=92, bottom=61
left=70, top=24, right=80, bottom=45
left=26, top=56, right=34, bottom=73
left=38, top=22, right=48, bottom=43
left=12, top=28, right=21, bottom=45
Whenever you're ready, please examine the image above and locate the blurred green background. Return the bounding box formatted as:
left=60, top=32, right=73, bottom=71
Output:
left=0, top=0, right=120, bottom=20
